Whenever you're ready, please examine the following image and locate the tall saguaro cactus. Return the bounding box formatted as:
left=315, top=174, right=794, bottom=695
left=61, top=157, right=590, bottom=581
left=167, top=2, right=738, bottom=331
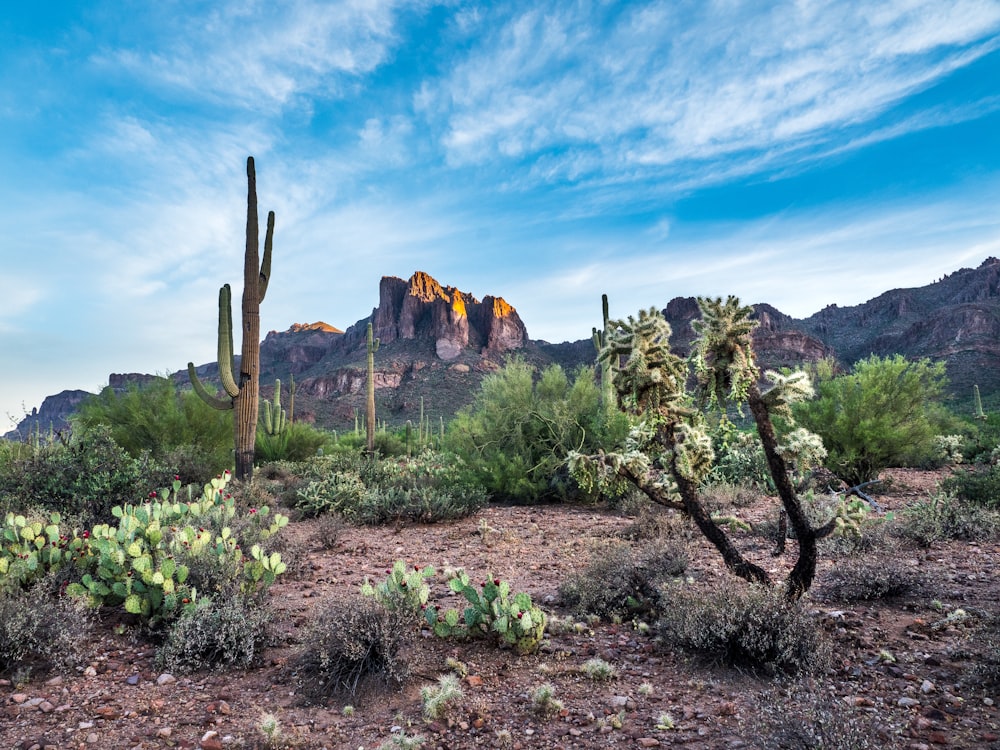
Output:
left=592, top=293, right=613, bottom=405
left=188, top=156, right=274, bottom=481
left=366, top=322, right=380, bottom=455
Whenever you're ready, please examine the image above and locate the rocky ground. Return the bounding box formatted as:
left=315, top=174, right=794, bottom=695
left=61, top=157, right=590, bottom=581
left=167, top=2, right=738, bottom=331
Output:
left=3, top=469, right=999, bottom=750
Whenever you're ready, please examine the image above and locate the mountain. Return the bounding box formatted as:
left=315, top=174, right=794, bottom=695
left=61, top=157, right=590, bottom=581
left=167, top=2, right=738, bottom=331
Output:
left=8, top=260, right=1000, bottom=439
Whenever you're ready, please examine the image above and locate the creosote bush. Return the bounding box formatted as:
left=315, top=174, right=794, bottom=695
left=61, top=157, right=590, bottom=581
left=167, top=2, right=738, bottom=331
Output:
left=558, top=539, right=688, bottom=620
left=157, top=595, right=271, bottom=673
left=293, top=596, right=411, bottom=704
left=657, top=580, right=831, bottom=675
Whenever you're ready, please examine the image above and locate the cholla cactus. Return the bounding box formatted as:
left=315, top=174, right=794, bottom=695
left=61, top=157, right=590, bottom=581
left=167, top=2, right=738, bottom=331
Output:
left=572, top=295, right=834, bottom=599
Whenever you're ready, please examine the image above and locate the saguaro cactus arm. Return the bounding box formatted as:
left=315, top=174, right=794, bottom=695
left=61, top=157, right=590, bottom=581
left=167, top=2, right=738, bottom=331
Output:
left=188, top=284, right=238, bottom=410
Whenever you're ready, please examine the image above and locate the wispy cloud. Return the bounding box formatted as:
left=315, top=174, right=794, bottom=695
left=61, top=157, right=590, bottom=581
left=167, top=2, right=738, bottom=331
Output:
left=428, top=0, right=1000, bottom=184
left=93, top=0, right=420, bottom=112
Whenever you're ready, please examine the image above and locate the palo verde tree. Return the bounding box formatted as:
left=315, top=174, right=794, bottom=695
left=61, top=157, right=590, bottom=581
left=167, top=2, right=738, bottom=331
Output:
left=188, top=157, right=274, bottom=481
left=570, top=297, right=836, bottom=599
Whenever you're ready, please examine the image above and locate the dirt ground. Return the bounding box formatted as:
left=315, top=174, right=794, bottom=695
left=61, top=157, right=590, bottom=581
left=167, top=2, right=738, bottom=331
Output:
left=3, top=469, right=999, bottom=750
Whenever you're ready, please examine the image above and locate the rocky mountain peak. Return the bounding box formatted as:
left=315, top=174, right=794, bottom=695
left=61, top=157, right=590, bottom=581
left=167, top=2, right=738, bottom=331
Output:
left=370, top=271, right=527, bottom=361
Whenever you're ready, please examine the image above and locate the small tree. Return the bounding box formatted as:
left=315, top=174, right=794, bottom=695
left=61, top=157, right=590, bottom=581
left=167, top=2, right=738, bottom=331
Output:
left=793, top=354, right=948, bottom=486
left=570, top=297, right=833, bottom=598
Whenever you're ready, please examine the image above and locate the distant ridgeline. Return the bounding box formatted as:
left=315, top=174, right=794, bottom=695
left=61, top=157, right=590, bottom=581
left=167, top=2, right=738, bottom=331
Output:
left=8, top=260, right=1000, bottom=438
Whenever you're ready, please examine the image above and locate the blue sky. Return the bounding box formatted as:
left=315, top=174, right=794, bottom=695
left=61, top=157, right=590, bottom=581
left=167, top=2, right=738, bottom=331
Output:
left=3, top=0, right=1000, bottom=428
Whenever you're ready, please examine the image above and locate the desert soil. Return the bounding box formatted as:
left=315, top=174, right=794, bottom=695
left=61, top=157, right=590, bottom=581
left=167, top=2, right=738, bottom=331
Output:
left=3, top=469, right=999, bottom=750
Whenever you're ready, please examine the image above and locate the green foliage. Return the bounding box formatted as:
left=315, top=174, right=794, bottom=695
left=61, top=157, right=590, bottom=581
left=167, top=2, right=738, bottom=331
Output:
left=59, top=471, right=288, bottom=626
left=448, top=358, right=629, bottom=503
left=657, top=580, right=831, bottom=675
left=706, top=420, right=773, bottom=491
left=293, top=596, right=411, bottom=703
left=793, top=355, right=948, bottom=485
left=558, top=539, right=687, bottom=620
left=295, top=451, right=487, bottom=524
left=894, top=491, right=1000, bottom=547
left=360, top=560, right=435, bottom=613
left=156, top=594, right=271, bottom=673
left=941, top=462, right=1000, bottom=508
left=0, top=425, right=158, bottom=525
left=0, top=509, right=75, bottom=592
left=75, top=378, right=233, bottom=483
left=256, top=420, right=331, bottom=463
left=422, top=569, right=547, bottom=654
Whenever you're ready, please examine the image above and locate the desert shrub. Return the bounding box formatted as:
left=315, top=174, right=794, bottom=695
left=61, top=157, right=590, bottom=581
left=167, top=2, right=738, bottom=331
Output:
left=156, top=595, right=270, bottom=673
left=293, top=596, right=411, bottom=704
left=75, top=377, right=233, bottom=482
left=256, top=420, right=332, bottom=463
left=742, top=680, right=890, bottom=749
left=941, top=463, right=1000, bottom=508
left=706, top=424, right=773, bottom=492
left=894, top=491, right=1000, bottom=547
left=0, top=579, right=95, bottom=674
left=0, top=425, right=157, bottom=525
left=295, top=451, right=487, bottom=524
left=656, top=580, right=830, bottom=675
left=793, top=355, right=949, bottom=485
left=818, top=557, right=920, bottom=602
left=559, top=539, right=687, bottom=620
left=447, top=359, right=630, bottom=503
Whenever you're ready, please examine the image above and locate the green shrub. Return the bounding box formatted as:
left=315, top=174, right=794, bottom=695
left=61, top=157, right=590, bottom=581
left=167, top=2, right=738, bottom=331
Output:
left=0, top=425, right=158, bottom=525
left=706, top=424, right=773, bottom=492
left=295, top=452, right=487, bottom=524
left=0, top=579, right=95, bottom=674
left=75, top=378, right=233, bottom=483
left=558, top=539, right=687, bottom=620
left=293, top=596, right=411, bottom=704
left=156, top=595, right=271, bottom=673
left=255, top=421, right=332, bottom=463
left=447, top=359, right=629, bottom=503
left=793, top=355, right=949, bottom=485
left=657, top=580, right=830, bottom=675
left=941, top=463, right=1000, bottom=508
left=894, top=491, right=1000, bottom=547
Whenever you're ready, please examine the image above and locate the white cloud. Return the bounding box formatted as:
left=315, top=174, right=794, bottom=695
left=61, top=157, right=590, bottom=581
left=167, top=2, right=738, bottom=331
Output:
left=428, top=0, right=1000, bottom=181
left=93, top=0, right=418, bottom=111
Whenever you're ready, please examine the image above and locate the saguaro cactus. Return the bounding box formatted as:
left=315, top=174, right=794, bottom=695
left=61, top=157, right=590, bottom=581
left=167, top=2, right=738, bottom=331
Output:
left=366, top=322, right=380, bottom=455
left=261, top=379, right=287, bottom=436
left=592, top=294, right=613, bottom=405
left=188, top=156, right=274, bottom=481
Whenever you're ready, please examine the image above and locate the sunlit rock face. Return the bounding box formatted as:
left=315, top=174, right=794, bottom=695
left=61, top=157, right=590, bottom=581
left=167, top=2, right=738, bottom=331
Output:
left=371, top=271, right=527, bottom=360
